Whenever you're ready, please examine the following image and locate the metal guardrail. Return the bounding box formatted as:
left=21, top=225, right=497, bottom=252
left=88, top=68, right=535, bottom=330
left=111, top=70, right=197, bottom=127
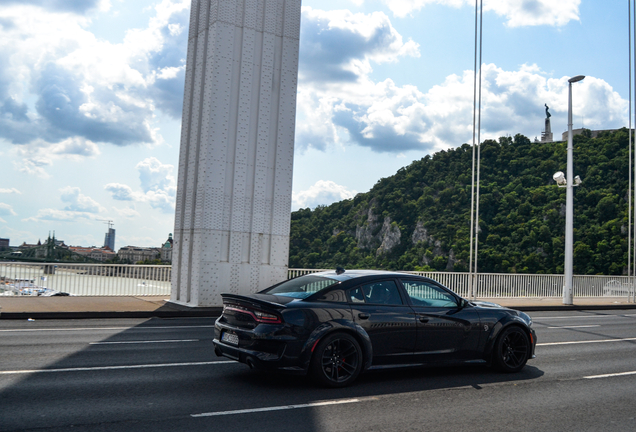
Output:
left=1, top=262, right=634, bottom=301
left=0, top=262, right=171, bottom=296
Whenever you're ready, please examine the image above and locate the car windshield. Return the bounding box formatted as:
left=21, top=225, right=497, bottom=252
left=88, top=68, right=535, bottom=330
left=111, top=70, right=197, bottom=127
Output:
left=262, top=275, right=339, bottom=299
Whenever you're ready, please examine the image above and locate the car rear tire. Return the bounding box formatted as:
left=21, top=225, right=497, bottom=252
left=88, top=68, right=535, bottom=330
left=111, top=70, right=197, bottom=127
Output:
left=493, top=326, right=530, bottom=373
left=310, top=332, right=362, bottom=388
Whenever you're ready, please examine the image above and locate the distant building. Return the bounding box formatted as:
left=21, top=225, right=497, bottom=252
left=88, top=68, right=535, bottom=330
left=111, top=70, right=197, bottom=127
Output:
left=560, top=128, right=630, bottom=141
left=69, top=246, right=116, bottom=262
left=161, top=233, right=173, bottom=263
left=0, top=238, right=9, bottom=251
left=118, top=246, right=161, bottom=263
left=19, top=240, right=45, bottom=258
left=20, top=240, right=41, bottom=249
left=104, top=228, right=116, bottom=251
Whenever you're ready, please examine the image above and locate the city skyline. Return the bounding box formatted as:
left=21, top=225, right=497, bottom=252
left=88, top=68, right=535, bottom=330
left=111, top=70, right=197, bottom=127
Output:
left=0, top=0, right=630, bottom=248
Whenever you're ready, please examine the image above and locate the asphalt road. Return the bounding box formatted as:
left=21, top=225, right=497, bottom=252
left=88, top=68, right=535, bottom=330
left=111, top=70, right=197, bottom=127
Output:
left=1, top=311, right=635, bottom=432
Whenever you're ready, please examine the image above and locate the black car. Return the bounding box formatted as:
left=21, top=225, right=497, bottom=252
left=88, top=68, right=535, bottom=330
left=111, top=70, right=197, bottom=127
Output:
left=213, top=269, right=536, bottom=387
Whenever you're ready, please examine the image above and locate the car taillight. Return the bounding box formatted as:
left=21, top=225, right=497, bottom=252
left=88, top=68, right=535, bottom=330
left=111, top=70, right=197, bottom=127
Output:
left=253, top=310, right=282, bottom=323
left=223, top=304, right=282, bottom=324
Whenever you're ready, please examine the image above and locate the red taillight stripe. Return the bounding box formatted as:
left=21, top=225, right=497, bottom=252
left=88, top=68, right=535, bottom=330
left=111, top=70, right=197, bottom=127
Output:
left=224, top=306, right=282, bottom=324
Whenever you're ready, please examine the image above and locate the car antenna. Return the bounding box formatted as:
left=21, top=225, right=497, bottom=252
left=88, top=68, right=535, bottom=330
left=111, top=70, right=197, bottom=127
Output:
left=335, top=267, right=345, bottom=275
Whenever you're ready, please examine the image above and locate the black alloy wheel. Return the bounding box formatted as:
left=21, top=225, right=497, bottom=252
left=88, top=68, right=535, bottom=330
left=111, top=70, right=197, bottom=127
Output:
left=494, top=326, right=530, bottom=373
left=310, top=332, right=362, bottom=388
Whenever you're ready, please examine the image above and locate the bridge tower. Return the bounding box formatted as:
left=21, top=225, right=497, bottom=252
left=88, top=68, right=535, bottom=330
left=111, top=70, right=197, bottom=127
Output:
left=171, top=0, right=302, bottom=307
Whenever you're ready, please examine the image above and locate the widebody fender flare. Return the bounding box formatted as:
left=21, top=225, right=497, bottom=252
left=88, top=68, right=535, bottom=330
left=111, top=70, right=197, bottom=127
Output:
left=298, top=320, right=373, bottom=372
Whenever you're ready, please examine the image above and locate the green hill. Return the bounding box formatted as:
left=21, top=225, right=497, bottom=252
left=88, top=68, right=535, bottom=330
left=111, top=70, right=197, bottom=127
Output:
left=289, top=129, right=631, bottom=275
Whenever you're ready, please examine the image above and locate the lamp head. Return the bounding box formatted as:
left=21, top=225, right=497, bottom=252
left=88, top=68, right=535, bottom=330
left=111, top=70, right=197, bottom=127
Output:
left=553, top=171, right=567, bottom=186
left=568, top=75, right=586, bottom=83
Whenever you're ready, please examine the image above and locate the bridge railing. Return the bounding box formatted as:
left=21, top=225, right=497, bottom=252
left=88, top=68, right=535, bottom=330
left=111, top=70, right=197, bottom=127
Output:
left=287, top=269, right=636, bottom=299
left=0, top=262, right=171, bottom=296
left=1, top=262, right=634, bottom=299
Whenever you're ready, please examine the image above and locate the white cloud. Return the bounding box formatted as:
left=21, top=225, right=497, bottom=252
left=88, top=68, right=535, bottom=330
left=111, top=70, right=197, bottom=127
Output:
left=136, top=156, right=176, bottom=193
left=105, top=183, right=137, bottom=201
left=60, top=186, right=105, bottom=213
left=0, top=0, right=190, bottom=174
left=297, top=8, right=422, bottom=152
left=367, top=0, right=580, bottom=27
left=104, top=157, right=176, bottom=213
left=297, top=11, right=628, bottom=156
left=0, top=188, right=21, bottom=194
left=0, top=217, right=6, bottom=224
left=293, top=180, right=357, bottom=210
left=0, top=203, right=17, bottom=216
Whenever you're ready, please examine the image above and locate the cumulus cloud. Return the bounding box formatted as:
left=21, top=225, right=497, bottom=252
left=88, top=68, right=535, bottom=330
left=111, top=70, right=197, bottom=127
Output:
left=0, top=188, right=21, bottom=194
left=292, top=180, right=357, bottom=210
left=297, top=7, right=421, bottom=152
left=296, top=9, right=626, bottom=154
left=104, top=157, right=176, bottom=213
left=300, top=7, right=419, bottom=83
left=104, top=183, right=136, bottom=201
left=364, top=0, right=580, bottom=27
left=0, top=0, right=189, bottom=173
left=0, top=1, right=111, bottom=14
left=60, top=186, right=105, bottom=213
left=23, top=186, right=105, bottom=223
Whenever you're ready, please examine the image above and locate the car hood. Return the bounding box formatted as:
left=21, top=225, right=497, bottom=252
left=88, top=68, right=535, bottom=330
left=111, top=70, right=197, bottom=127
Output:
left=471, top=300, right=504, bottom=308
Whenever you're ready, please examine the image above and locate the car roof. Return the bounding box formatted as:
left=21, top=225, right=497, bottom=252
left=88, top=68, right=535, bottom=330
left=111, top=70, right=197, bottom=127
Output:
left=306, top=269, right=413, bottom=282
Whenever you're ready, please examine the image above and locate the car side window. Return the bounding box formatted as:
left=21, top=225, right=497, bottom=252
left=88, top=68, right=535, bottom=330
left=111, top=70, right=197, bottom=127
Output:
left=400, top=280, right=458, bottom=308
left=348, top=280, right=403, bottom=305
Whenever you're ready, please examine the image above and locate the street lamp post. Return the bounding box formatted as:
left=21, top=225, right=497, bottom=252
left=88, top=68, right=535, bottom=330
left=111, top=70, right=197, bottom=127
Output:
left=563, top=75, right=585, bottom=305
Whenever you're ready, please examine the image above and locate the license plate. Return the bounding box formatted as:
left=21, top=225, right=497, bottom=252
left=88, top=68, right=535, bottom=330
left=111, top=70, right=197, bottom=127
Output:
left=221, top=331, right=239, bottom=345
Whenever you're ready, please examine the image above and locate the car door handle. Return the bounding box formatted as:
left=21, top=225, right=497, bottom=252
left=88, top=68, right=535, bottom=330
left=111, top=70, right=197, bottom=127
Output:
left=418, top=316, right=429, bottom=323
left=358, top=313, right=370, bottom=320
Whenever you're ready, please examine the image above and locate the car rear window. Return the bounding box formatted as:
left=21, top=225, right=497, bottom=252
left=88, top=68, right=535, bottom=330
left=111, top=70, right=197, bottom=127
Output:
left=261, top=275, right=340, bottom=299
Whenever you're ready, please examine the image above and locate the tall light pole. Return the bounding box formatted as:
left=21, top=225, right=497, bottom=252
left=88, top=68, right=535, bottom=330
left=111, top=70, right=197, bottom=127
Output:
left=563, top=75, right=585, bottom=305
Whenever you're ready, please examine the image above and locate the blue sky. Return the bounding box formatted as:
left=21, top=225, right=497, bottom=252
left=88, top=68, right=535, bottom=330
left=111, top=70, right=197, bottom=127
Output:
left=0, top=0, right=630, bottom=249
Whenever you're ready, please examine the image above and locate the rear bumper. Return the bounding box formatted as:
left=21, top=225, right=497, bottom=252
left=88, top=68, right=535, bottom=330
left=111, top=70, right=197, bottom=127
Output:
left=213, top=322, right=308, bottom=373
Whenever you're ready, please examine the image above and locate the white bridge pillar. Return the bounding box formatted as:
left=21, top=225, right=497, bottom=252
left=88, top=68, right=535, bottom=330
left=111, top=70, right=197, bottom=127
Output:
left=171, top=0, right=301, bottom=307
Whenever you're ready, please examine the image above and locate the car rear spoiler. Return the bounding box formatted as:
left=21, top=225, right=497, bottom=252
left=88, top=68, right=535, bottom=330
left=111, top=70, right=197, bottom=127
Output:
left=221, top=293, right=288, bottom=311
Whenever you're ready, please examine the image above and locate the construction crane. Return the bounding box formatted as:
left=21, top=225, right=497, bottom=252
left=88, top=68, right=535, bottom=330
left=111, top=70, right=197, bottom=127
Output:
left=98, top=220, right=114, bottom=229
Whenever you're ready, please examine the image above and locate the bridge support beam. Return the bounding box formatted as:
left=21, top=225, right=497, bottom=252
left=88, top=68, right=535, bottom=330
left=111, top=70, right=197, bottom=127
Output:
left=171, top=0, right=301, bottom=307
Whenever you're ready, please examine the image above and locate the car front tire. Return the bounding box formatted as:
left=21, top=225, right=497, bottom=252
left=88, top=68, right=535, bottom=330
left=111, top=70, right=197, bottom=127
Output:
left=494, top=326, right=530, bottom=373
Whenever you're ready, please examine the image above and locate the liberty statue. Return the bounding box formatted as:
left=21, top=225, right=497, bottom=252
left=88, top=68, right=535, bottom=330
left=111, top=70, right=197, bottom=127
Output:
left=545, top=104, right=551, bottom=118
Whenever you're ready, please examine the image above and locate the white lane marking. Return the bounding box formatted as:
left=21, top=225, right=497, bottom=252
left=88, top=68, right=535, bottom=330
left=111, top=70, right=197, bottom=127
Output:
left=0, top=361, right=235, bottom=375
left=547, top=325, right=601, bottom=329
left=538, top=337, right=636, bottom=346
left=584, top=371, right=636, bottom=379
left=536, top=315, right=622, bottom=320
left=191, top=399, right=362, bottom=418
left=89, top=339, right=199, bottom=345
left=0, top=325, right=216, bottom=333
